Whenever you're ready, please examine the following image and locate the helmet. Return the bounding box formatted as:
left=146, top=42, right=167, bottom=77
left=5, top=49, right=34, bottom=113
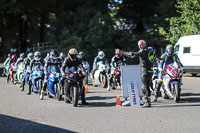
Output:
left=166, top=45, right=174, bottom=56
left=50, top=49, right=58, bottom=60
left=20, top=53, right=25, bottom=59
left=60, top=52, right=65, bottom=58
left=79, top=51, right=85, bottom=59
left=34, top=51, right=41, bottom=61
left=115, top=49, right=122, bottom=57
left=27, top=52, right=34, bottom=60
left=12, top=54, right=17, bottom=59
left=68, top=48, right=78, bottom=61
left=98, top=51, right=105, bottom=59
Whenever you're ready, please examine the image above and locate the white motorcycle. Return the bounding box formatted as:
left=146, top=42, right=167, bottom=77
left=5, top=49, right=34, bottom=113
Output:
left=16, top=62, right=26, bottom=83
left=91, top=61, right=110, bottom=88
left=82, top=61, right=90, bottom=85
left=161, top=62, right=183, bottom=102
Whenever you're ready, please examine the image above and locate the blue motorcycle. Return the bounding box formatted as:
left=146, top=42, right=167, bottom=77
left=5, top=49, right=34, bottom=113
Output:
left=25, top=66, right=31, bottom=86
left=40, top=67, right=62, bottom=100
left=31, top=66, right=44, bottom=94
left=64, top=66, right=84, bottom=107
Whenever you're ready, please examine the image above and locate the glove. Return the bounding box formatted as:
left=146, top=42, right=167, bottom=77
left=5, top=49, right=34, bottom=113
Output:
left=158, top=68, right=164, bottom=72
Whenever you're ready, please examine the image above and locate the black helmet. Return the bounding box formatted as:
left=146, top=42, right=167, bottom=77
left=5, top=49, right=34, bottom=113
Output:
left=68, top=48, right=78, bottom=61
left=50, top=49, right=58, bottom=60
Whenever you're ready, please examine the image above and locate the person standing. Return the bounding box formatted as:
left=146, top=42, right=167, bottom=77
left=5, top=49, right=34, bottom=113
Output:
left=122, top=40, right=156, bottom=108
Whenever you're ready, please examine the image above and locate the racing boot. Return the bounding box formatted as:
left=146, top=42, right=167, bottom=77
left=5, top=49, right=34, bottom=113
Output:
left=142, top=97, right=151, bottom=108
left=64, top=82, right=72, bottom=103
left=27, top=82, right=32, bottom=95
left=81, top=89, right=88, bottom=105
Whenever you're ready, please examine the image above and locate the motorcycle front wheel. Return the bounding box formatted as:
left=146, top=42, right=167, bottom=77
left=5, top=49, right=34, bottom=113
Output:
left=101, top=75, right=107, bottom=88
left=73, top=86, right=79, bottom=107
left=38, top=79, right=43, bottom=95
left=174, top=84, right=180, bottom=103
left=56, top=83, right=62, bottom=101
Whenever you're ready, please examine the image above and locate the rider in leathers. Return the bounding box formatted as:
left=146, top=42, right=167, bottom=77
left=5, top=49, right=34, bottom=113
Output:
left=15, top=53, right=25, bottom=90
left=92, top=51, right=109, bottom=79
left=27, top=51, right=44, bottom=95
left=122, top=40, right=156, bottom=108
left=107, top=48, right=126, bottom=91
left=22, top=52, right=34, bottom=91
left=60, top=48, right=88, bottom=105
left=41, top=49, right=62, bottom=96
left=153, top=45, right=184, bottom=101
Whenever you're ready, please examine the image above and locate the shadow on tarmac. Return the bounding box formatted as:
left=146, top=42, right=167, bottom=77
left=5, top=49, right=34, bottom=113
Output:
left=0, top=114, right=77, bottom=133
left=85, top=96, right=116, bottom=107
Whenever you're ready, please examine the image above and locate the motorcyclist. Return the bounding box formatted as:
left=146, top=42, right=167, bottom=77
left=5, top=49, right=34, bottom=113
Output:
left=27, top=51, right=44, bottom=95
left=60, top=48, right=88, bottom=105
left=122, top=40, right=157, bottom=108
left=154, top=45, right=184, bottom=101
left=107, top=48, right=126, bottom=91
left=59, top=52, right=65, bottom=62
left=41, top=49, right=62, bottom=97
left=2, top=54, right=11, bottom=76
left=7, top=54, right=17, bottom=83
left=21, top=52, right=34, bottom=91
left=92, top=51, right=109, bottom=79
left=44, top=53, right=50, bottom=62
left=79, top=51, right=90, bottom=84
left=14, top=53, right=26, bottom=89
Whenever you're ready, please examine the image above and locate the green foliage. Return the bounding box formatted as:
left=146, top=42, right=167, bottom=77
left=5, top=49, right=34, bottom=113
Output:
left=160, top=0, right=200, bottom=44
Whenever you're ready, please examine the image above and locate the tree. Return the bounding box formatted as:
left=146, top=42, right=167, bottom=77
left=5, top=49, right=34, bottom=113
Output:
left=160, top=0, right=200, bottom=44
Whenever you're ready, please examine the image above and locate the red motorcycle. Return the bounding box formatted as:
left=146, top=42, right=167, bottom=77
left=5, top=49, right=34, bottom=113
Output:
left=161, top=62, right=183, bottom=102
left=8, top=63, right=17, bottom=85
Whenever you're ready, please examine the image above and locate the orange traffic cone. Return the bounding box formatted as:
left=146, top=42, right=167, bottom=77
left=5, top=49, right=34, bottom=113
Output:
left=85, top=84, right=89, bottom=93
left=116, top=96, right=122, bottom=106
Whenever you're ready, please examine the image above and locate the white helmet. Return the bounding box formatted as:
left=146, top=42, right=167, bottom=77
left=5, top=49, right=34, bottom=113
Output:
left=98, top=51, right=105, bottom=59
left=28, top=52, right=34, bottom=60
left=34, top=51, right=41, bottom=61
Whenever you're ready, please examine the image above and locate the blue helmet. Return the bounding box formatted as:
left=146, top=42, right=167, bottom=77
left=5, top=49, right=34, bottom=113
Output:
left=50, top=49, right=58, bottom=60
left=20, top=53, right=25, bottom=59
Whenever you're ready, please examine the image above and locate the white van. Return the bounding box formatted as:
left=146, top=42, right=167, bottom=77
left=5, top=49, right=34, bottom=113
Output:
left=174, top=35, right=200, bottom=76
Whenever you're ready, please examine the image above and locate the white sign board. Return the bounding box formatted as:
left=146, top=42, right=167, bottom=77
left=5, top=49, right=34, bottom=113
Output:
left=121, top=65, right=143, bottom=98
left=128, top=80, right=140, bottom=106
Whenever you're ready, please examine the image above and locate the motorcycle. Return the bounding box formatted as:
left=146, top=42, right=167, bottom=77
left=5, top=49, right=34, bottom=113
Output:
left=4, top=65, right=10, bottom=77
left=150, top=69, right=159, bottom=94
left=8, top=63, right=17, bottom=85
left=40, top=67, right=62, bottom=100
left=110, top=62, right=125, bottom=90
left=64, top=66, right=84, bottom=107
left=31, top=66, right=44, bottom=94
left=82, top=61, right=90, bottom=85
left=16, top=62, right=25, bottom=83
left=161, top=62, right=183, bottom=102
left=25, top=65, right=31, bottom=86
left=91, top=61, right=110, bottom=88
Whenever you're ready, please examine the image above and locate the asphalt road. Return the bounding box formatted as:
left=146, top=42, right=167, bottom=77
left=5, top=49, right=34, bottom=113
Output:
left=0, top=74, right=200, bottom=133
